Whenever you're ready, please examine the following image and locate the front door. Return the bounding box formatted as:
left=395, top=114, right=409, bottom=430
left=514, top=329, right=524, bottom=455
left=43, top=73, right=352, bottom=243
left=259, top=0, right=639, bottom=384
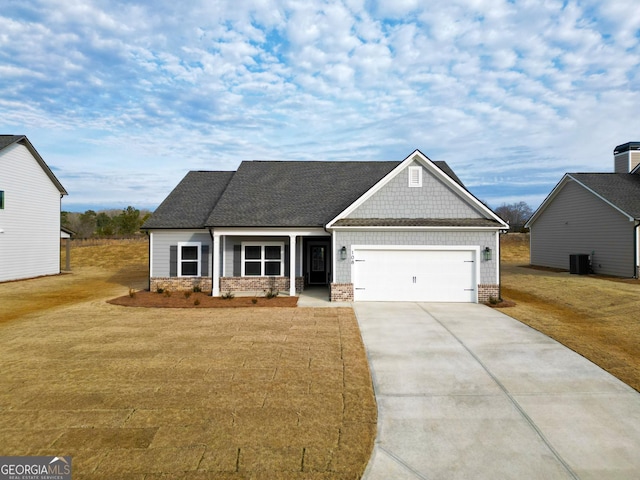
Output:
left=308, top=243, right=329, bottom=285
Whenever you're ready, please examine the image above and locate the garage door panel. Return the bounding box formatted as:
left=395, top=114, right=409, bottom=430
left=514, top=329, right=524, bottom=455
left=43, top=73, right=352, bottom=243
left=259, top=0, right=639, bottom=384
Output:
left=353, top=248, right=476, bottom=302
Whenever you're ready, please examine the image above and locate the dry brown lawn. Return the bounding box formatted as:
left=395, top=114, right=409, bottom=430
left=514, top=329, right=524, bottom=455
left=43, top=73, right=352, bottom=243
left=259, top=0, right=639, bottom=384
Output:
left=0, top=238, right=376, bottom=479
left=500, top=233, right=640, bottom=392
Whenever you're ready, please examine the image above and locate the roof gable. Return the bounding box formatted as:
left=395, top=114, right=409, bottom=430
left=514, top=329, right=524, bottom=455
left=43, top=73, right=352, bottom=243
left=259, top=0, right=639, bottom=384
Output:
left=327, top=150, right=508, bottom=228
left=205, top=161, right=398, bottom=227
left=345, top=158, right=484, bottom=220
left=526, top=173, right=640, bottom=227
left=0, top=135, right=67, bottom=195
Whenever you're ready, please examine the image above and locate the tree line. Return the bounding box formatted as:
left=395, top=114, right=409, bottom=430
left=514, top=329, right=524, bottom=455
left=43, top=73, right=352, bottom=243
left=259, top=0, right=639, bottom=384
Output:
left=60, top=202, right=533, bottom=238
left=61, top=206, right=152, bottom=239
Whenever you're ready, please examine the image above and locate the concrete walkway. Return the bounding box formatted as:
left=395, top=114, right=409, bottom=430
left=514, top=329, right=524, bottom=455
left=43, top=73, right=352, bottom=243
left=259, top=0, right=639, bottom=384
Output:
left=354, top=302, right=640, bottom=480
left=297, top=286, right=346, bottom=307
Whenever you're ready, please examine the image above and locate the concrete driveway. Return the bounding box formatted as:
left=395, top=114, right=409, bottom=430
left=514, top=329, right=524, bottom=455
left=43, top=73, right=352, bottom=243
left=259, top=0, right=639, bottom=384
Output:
left=354, top=302, right=640, bottom=480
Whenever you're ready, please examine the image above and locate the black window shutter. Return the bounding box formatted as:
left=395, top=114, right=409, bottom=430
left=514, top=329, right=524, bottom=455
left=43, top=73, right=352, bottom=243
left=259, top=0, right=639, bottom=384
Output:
left=201, top=245, right=209, bottom=276
left=169, top=245, right=178, bottom=277
left=284, top=244, right=290, bottom=276
left=233, top=245, right=241, bottom=276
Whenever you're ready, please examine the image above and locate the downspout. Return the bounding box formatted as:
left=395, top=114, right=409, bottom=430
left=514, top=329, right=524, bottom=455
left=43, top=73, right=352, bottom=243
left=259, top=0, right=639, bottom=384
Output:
left=324, top=224, right=334, bottom=286
left=59, top=194, right=63, bottom=275
left=146, top=231, right=151, bottom=291
left=496, top=230, right=502, bottom=301
left=209, top=228, right=215, bottom=285
left=499, top=227, right=510, bottom=300
left=634, top=221, right=640, bottom=279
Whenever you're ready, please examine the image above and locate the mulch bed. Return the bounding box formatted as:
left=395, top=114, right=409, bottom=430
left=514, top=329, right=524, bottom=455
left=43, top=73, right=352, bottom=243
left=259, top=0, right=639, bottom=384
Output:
left=108, top=290, right=298, bottom=308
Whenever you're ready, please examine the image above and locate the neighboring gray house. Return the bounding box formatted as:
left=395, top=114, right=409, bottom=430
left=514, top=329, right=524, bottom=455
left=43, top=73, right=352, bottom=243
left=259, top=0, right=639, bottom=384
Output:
left=525, top=142, right=640, bottom=278
left=0, top=135, right=68, bottom=282
left=142, top=150, right=508, bottom=302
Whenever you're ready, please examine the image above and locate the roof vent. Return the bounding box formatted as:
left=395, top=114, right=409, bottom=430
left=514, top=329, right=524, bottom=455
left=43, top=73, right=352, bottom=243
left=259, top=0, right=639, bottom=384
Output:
left=408, top=166, right=422, bottom=187
left=613, top=142, right=640, bottom=173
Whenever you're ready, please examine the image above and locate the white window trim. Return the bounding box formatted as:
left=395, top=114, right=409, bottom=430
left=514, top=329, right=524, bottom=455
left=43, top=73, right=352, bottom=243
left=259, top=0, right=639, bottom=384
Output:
left=408, top=166, right=422, bottom=187
left=241, top=241, right=285, bottom=277
left=178, top=241, right=201, bottom=277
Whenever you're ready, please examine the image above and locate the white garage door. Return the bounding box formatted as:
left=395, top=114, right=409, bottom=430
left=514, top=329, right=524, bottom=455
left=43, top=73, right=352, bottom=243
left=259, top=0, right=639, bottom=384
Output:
left=352, top=247, right=477, bottom=302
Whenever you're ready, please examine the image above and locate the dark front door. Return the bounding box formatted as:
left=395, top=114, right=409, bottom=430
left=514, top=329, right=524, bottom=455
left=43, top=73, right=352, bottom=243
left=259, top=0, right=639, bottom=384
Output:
left=308, top=243, right=328, bottom=285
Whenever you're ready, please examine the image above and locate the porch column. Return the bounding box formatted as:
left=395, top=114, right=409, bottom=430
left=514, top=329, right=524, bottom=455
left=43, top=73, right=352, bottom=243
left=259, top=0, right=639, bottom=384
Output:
left=212, top=233, right=221, bottom=296
left=289, top=234, right=296, bottom=297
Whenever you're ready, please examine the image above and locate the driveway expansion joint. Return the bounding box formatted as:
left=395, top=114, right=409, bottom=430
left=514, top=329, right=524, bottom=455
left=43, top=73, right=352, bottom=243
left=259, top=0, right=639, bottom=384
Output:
left=377, top=445, right=430, bottom=480
left=417, top=303, right=581, bottom=480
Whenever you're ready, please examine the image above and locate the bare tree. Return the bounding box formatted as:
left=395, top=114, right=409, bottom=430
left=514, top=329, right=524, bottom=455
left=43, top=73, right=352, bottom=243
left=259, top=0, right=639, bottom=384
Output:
left=494, top=201, right=533, bottom=232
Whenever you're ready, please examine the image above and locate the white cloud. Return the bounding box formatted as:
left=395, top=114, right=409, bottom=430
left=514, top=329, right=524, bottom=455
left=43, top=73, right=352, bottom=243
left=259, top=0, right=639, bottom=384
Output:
left=0, top=0, right=639, bottom=211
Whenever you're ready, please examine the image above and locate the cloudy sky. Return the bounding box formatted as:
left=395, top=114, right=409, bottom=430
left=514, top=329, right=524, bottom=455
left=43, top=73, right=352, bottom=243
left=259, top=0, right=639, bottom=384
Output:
left=1, top=0, right=639, bottom=212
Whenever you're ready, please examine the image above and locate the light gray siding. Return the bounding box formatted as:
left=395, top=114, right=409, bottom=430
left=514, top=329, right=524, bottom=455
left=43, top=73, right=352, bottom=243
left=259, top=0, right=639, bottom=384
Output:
left=348, top=160, right=482, bottom=219
left=0, top=143, right=62, bottom=282
left=334, top=230, right=498, bottom=284
left=530, top=180, right=635, bottom=277
left=150, top=230, right=212, bottom=277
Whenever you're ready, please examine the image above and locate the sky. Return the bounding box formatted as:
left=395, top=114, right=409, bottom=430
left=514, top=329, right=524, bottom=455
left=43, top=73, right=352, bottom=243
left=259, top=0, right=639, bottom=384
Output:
left=1, top=0, right=639, bottom=213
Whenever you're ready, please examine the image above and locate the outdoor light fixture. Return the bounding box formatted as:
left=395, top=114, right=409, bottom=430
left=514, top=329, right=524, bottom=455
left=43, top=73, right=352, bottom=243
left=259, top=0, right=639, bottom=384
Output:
left=340, top=246, right=347, bottom=260
left=483, top=247, right=492, bottom=261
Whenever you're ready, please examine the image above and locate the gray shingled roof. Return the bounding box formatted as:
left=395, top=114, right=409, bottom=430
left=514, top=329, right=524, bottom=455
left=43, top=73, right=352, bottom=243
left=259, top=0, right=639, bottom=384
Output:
left=332, top=218, right=502, bottom=227
left=0, top=135, right=23, bottom=150
left=569, top=173, right=640, bottom=219
left=142, top=171, right=234, bottom=228
left=205, top=161, right=401, bottom=227
left=143, top=158, right=471, bottom=229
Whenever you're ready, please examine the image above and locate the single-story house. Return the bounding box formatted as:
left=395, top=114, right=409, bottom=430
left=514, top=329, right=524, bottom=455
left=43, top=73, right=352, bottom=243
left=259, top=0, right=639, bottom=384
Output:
left=0, top=135, right=68, bottom=282
left=525, top=142, right=640, bottom=278
left=142, top=149, right=508, bottom=302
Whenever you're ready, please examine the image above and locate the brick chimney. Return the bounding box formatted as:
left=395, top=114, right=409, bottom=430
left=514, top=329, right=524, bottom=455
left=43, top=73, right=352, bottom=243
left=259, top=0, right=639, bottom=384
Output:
left=614, top=142, right=640, bottom=173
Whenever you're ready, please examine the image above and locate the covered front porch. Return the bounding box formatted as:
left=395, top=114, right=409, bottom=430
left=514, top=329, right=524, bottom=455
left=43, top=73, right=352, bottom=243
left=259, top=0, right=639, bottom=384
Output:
left=210, top=228, right=332, bottom=297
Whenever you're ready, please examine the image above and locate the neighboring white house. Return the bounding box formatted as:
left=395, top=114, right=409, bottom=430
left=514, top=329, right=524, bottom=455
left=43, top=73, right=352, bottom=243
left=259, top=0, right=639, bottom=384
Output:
left=0, top=135, right=68, bottom=282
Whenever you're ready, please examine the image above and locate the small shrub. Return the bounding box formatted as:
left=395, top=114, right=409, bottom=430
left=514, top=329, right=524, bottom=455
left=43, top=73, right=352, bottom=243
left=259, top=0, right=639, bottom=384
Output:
left=156, top=287, right=164, bottom=294
left=221, top=291, right=235, bottom=300
left=128, top=287, right=136, bottom=298
left=488, top=296, right=500, bottom=305
left=251, top=298, right=258, bottom=304
left=193, top=285, right=202, bottom=293
left=163, top=290, right=172, bottom=297
left=194, top=298, right=201, bottom=306
left=184, top=291, right=192, bottom=299
left=265, top=288, right=279, bottom=299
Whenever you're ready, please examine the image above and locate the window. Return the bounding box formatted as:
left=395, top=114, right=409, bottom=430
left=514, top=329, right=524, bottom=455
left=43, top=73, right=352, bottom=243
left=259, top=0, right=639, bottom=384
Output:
left=0, top=191, right=4, bottom=209
left=408, top=166, right=422, bottom=187
left=241, top=242, right=284, bottom=276
left=178, top=242, right=201, bottom=276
